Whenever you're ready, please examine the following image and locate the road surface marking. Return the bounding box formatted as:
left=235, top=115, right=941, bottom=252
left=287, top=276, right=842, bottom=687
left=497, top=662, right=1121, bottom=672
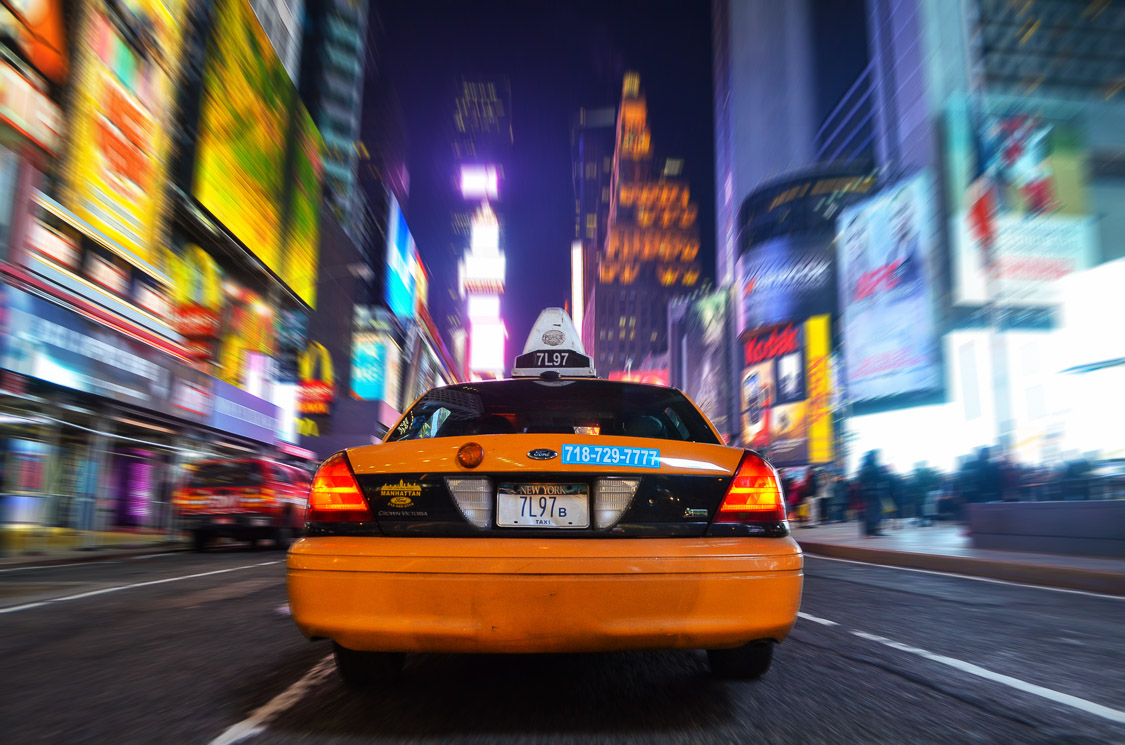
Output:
left=208, top=655, right=334, bottom=745
left=0, top=561, right=281, bottom=614
left=0, top=562, right=118, bottom=574
left=797, top=611, right=838, bottom=626
left=850, top=630, right=1125, bottom=725
left=806, top=554, right=1124, bottom=600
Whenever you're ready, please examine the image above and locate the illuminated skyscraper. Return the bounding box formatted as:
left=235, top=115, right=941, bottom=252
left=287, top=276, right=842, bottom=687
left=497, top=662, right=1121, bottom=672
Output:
left=450, top=76, right=513, bottom=262
left=570, top=106, right=616, bottom=355
left=590, top=73, right=702, bottom=375
left=299, top=0, right=370, bottom=241
left=451, top=76, right=512, bottom=374
left=462, top=203, right=506, bottom=378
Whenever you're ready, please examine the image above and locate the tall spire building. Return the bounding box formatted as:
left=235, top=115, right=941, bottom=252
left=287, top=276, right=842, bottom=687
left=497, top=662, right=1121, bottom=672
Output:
left=589, top=73, right=702, bottom=375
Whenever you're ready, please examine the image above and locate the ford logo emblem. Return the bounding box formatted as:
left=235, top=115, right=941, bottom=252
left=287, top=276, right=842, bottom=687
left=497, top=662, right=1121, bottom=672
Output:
left=527, top=448, right=558, bottom=461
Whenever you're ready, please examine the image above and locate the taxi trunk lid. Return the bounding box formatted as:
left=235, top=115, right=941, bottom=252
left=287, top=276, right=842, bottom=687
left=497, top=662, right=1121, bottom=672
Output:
left=338, top=435, right=748, bottom=538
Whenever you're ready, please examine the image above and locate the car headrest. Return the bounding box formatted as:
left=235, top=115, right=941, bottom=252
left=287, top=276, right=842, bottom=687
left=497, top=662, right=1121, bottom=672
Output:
left=477, top=415, right=516, bottom=435
left=624, top=415, right=665, bottom=439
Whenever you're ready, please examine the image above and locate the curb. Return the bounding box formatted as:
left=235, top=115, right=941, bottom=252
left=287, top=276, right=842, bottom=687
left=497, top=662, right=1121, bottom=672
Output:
left=0, top=543, right=188, bottom=570
left=799, top=541, right=1125, bottom=596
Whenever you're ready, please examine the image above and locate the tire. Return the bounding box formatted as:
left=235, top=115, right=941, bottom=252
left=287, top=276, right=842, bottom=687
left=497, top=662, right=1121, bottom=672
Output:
left=332, top=643, right=404, bottom=689
left=274, top=526, right=293, bottom=551
left=707, top=640, right=775, bottom=680
left=191, top=529, right=208, bottom=553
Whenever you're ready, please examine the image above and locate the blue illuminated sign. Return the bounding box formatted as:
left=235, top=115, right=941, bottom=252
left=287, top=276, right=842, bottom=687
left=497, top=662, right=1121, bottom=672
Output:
left=385, top=197, right=417, bottom=319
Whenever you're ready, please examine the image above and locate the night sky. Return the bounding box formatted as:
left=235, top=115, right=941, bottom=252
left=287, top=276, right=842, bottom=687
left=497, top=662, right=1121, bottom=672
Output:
left=378, top=0, right=715, bottom=362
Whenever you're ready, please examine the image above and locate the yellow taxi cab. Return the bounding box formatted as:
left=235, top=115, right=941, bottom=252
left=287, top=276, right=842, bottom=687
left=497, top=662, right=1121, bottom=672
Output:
left=287, top=309, right=803, bottom=686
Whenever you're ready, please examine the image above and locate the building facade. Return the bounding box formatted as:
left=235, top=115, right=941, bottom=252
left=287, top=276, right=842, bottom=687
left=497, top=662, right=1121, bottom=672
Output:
left=299, top=0, right=370, bottom=244
left=589, top=73, right=702, bottom=376
left=570, top=106, right=616, bottom=354
left=451, top=75, right=512, bottom=377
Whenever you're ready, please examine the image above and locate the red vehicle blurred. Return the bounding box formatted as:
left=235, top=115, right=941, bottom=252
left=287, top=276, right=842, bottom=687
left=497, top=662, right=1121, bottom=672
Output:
left=174, top=458, right=310, bottom=551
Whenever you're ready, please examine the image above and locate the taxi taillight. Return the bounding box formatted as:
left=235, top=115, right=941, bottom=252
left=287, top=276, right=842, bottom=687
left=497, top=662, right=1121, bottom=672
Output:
left=714, top=452, right=785, bottom=523
left=307, top=452, right=371, bottom=523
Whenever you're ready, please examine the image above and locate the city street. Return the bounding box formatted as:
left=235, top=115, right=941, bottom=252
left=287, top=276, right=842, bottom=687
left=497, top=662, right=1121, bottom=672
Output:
left=1, top=548, right=1121, bottom=745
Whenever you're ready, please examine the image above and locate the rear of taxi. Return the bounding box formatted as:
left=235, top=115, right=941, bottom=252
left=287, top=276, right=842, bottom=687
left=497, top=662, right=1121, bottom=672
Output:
left=287, top=311, right=803, bottom=685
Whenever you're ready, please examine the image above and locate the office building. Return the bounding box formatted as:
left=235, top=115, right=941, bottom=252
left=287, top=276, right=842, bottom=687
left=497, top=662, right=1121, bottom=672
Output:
left=451, top=76, right=512, bottom=375
left=589, top=72, right=702, bottom=376
left=570, top=106, right=616, bottom=353
left=249, top=0, right=304, bottom=86
left=299, top=0, right=370, bottom=241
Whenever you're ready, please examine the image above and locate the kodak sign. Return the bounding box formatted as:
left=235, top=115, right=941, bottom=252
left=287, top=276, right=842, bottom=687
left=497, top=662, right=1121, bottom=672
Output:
left=744, top=324, right=799, bottom=366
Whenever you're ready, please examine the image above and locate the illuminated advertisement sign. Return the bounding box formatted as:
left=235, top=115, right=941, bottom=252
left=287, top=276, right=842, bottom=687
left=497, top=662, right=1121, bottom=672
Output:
left=194, top=0, right=321, bottom=307
left=0, top=0, right=68, bottom=85
left=469, top=317, right=505, bottom=375
left=297, top=341, right=335, bottom=416
left=170, top=244, right=223, bottom=361
left=460, top=164, right=499, bottom=199
left=740, top=316, right=833, bottom=466
left=671, top=291, right=730, bottom=438
left=736, top=235, right=834, bottom=336
left=385, top=195, right=417, bottom=319
left=944, top=97, right=1093, bottom=307
left=208, top=379, right=279, bottom=444
left=837, top=173, right=942, bottom=405
left=0, top=61, right=63, bottom=153
left=215, top=283, right=275, bottom=388
left=351, top=306, right=401, bottom=407
left=0, top=285, right=214, bottom=424
left=285, top=106, right=324, bottom=309
left=412, top=250, right=429, bottom=314
left=62, top=0, right=182, bottom=271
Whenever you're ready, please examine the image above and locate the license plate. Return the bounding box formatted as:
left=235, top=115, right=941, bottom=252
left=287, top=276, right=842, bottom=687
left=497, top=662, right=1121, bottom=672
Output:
left=497, top=483, right=589, bottom=528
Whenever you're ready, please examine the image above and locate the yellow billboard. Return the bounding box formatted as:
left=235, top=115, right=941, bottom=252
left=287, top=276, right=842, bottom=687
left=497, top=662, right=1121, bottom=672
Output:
left=62, top=0, right=183, bottom=273
left=194, top=0, right=320, bottom=308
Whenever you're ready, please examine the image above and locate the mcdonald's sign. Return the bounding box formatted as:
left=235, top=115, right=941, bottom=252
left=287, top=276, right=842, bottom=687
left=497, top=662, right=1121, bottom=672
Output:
left=298, top=341, right=335, bottom=416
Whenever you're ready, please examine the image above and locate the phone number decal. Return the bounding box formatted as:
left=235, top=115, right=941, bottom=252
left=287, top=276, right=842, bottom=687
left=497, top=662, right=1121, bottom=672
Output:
left=561, top=444, right=660, bottom=468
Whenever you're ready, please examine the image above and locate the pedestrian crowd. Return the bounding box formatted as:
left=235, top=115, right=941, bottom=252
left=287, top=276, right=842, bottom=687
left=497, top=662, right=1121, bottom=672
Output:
left=779, top=447, right=1106, bottom=538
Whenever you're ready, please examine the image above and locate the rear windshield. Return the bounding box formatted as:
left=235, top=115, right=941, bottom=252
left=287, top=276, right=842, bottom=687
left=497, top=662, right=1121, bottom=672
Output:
left=189, top=461, right=263, bottom=488
left=386, top=380, right=720, bottom=445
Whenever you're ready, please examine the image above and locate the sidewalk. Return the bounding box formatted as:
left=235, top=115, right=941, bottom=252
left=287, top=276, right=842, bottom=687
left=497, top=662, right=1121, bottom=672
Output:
left=794, top=520, right=1125, bottom=596
left=0, top=528, right=186, bottom=569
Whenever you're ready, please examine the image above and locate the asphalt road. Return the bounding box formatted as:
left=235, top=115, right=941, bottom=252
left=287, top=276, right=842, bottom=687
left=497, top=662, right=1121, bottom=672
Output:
left=0, top=547, right=1121, bottom=745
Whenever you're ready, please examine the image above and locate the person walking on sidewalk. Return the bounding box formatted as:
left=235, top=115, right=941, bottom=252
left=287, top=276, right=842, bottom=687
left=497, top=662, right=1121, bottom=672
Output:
left=829, top=472, right=848, bottom=522
left=803, top=468, right=822, bottom=526
left=858, top=450, right=887, bottom=537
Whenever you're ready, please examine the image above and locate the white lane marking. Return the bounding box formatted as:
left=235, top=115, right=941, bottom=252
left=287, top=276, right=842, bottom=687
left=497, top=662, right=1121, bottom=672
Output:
left=850, top=630, right=1125, bottom=725
left=131, top=553, right=178, bottom=560
left=805, top=554, right=1125, bottom=601
left=0, top=561, right=119, bottom=574
left=208, top=655, right=334, bottom=745
left=797, top=611, right=838, bottom=626
left=0, top=561, right=281, bottom=614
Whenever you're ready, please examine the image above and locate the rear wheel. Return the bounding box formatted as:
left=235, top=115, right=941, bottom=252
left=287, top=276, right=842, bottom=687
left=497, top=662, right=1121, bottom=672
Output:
left=191, top=529, right=208, bottom=553
left=332, top=643, right=404, bottom=688
left=707, top=640, right=774, bottom=680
